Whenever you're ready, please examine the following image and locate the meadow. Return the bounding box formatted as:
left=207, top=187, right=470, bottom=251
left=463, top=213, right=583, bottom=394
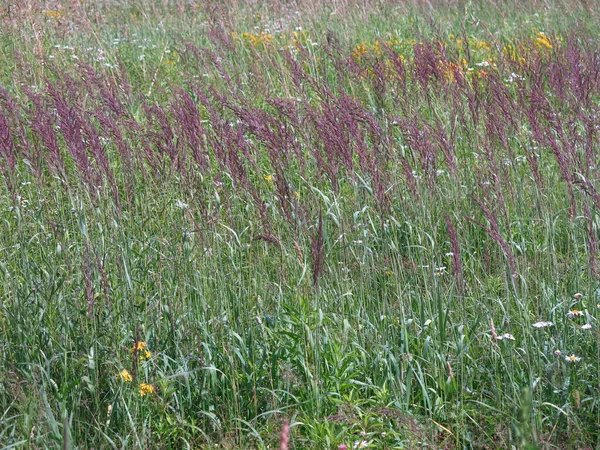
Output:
left=1, top=0, right=600, bottom=448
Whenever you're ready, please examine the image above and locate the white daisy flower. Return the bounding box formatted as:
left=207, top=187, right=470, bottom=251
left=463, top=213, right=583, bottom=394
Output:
left=567, top=309, right=584, bottom=318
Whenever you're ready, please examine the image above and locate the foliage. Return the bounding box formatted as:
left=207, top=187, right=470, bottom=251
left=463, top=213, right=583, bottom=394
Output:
left=1, top=0, right=600, bottom=448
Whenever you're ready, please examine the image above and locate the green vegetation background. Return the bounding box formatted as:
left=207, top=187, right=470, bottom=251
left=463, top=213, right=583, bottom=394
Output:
left=1, top=0, right=600, bottom=448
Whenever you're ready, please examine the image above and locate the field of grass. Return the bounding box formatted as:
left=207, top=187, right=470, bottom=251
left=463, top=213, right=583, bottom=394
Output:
left=2, top=0, right=600, bottom=448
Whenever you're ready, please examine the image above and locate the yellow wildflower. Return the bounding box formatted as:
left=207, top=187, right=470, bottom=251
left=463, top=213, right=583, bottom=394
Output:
left=131, top=341, right=152, bottom=360
left=45, top=9, right=62, bottom=18
left=373, top=40, right=381, bottom=55
left=118, top=369, right=132, bottom=382
left=131, top=341, right=147, bottom=353
left=139, top=383, right=154, bottom=396
left=534, top=32, right=552, bottom=50
left=474, top=40, right=490, bottom=51
left=243, top=32, right=273, bottom=47
left=352, top=44, right=368, bottom=60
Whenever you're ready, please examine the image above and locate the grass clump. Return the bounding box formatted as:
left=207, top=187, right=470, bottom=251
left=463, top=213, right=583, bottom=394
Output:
left=1, top=0, right=600, bottom=448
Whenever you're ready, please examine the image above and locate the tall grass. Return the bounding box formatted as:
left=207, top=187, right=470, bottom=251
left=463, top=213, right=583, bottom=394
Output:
left=1, top=0, right=600, bottom=448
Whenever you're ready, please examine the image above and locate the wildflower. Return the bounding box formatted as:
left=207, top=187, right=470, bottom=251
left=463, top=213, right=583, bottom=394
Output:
left=573, top=293, right=583, bottom=300
left=243, top=31, right=273, bottom=47
left=352, top=44, right=368, bottom=59
left=139, top=383, right=154, bottom=396
left=118, top=369, right=132, bottom=382
left=360, top=431, right=366, bottom=437
left=45, top=9, right=62, bottom=18
left=567, top=309, right=584, bottom=318
left=581, top=324, right=592, bottom=330
left=131, top=341, right=152, bottom=360
left=554, top=350, right=562, bottom=356
left=434, top=266, right=446, bottom=276
left=475, top=40, right=491, bottom=51
left=496, top=333, right=515, bottom=341
left=534, top=32, right=552, bottom=50
left=131, top=341, right=147, bottom=352
left=264, top=174, right=273, bottom=182
left=339, top=446, right=348, bottom=450
left=532, top=321, right=554, bottom=328
left=565, top=354, right=582, bottom=363
left=354, top=441, right=370, bottom=449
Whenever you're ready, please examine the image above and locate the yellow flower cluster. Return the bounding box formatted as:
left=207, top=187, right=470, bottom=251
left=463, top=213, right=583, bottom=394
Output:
left=502, top=42, right=526, bottom=65
left=139, top=383, right=154, bottom=396
left=118, top=369, right=132, bottom=382
left=45, top=9, right=62, bottom=18
left=242, top=32, right=273, bottom=47
left=534, top=32, right=552, bottom=50
left=116, top=372, right=155, bottom=396
left=352, top=39, right=404, bottom=61
left=473, top=39, right=491, bottom=51
left=131, top=341, right=152, bottom=361
left=352, top=44, right=369, bottom=59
